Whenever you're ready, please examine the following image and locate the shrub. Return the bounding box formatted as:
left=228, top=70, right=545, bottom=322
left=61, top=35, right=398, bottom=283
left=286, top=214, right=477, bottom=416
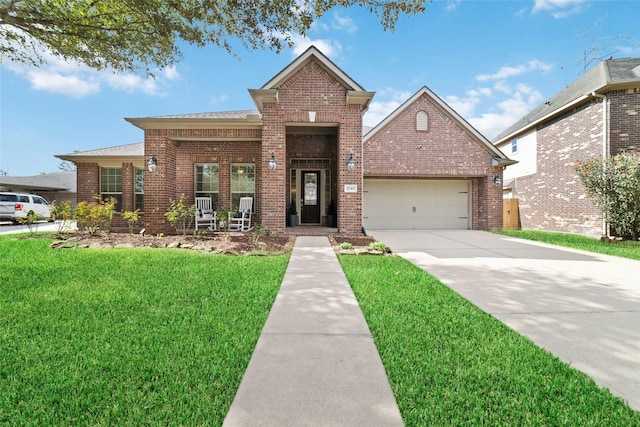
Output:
left=368, top=241, right=388, bottom=252
left=122, top=209, right=140, bottom=234
left=575, top=153, right=640, bottom=240
left=50, top=200, right=74, bottom=233
left=164, top=194, right=195, bottom=236
left=338, top=242, right=353, bottom=250
left=74, top=197, right=115, bottom=234
left=16, top=212, right=41, bottom=235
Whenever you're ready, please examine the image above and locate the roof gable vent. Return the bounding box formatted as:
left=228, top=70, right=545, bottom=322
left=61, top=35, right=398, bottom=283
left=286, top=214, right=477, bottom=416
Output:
left=416, top=111, right=428, bottom=131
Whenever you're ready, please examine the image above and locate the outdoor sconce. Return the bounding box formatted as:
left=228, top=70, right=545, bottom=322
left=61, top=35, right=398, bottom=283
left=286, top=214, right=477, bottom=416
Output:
left=268, top=153, right=277, bottom=170
left=347, top=154, right=356, bottom=172
left=493, top=175, right=502, bottom=187
left=148, top=155, right=157, bottom=173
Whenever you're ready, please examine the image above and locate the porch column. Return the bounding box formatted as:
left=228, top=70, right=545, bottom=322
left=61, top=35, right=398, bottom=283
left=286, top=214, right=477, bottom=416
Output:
left=337, top=106, right=364, bottom=235
left=261, top=106, right=287, bottom=234
left=144, top=134, right=177, bottom=235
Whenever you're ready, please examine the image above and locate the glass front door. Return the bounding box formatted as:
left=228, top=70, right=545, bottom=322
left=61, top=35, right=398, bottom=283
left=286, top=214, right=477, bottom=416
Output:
left=301, top=171, right=320, bottom=224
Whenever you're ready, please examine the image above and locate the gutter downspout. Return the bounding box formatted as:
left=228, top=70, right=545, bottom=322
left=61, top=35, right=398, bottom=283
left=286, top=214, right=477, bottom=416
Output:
left=592, top=92, right=608, bottom=237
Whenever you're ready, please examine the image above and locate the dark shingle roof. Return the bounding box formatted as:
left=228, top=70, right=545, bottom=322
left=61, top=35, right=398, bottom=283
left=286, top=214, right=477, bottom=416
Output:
left=0, top=171, right=77, bottom=192
left=494, top=58, right=640, bottom=143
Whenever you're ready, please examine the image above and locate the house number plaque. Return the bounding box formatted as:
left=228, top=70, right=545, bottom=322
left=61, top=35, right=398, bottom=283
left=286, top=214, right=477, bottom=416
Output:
left=344, top=184, right=357, bottom=193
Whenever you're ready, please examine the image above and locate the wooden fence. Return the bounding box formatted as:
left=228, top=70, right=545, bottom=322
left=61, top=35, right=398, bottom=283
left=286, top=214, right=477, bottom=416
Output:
left=503, top=198, right=520, bottom=230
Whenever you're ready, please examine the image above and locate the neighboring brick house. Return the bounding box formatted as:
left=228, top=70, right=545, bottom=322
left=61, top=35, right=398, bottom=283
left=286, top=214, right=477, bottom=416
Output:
left=494, top=58, right=640, bottom=236
left=58, top=46, right=512, bottom=235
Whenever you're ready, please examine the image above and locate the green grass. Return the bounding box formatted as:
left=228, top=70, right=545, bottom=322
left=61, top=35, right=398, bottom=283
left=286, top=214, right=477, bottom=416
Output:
left=498, top=229, right=640, bottom=260
left=339, top=255, right=640, bottom=426
left=0, top=235, right=289, bottom=425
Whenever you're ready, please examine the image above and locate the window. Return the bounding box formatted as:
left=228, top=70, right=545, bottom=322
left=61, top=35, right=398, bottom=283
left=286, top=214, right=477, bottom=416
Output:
left=195, top=163, right=219, bottom=207
left=134, top=167, right=144, bottom=211
left=416, top=111, right=428, bottom=131
left=511, top=138, right=518, bottom=154
left=231, top=163, right=255, bottom=209
left=101, top=167, right=122, bottom=211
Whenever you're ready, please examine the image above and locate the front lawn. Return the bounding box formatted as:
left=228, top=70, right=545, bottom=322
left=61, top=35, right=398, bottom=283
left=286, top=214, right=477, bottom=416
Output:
left=339, top=255, right=640, bottom=426
left=498, top=229, right=640, bottom=260
left=0, top=235, right=288, bottom=425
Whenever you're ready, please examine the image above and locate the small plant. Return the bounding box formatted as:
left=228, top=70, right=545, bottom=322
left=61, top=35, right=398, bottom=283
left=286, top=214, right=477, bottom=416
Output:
left=164, top=194, right=195, bottom=237
left=215, top=204, right=237, bottom=242
left=194, top=229, right=207, bottom=238
left=368, top=241, right=387, bottom=252
left=121, top=209, right=140, bottom=234
left=74, top=196, right=115, bottom=234
left=250, top=223, right=266, bottom=245
left=16, top=211, right=41, bottom=235
left=50, top=200, right=74, bottom=233
left=338, top=242, right=353, bottom=250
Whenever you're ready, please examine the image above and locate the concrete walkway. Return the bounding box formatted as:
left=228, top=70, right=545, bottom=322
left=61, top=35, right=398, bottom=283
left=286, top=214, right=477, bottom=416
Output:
left=369, top=230, right=640, bottom=411
left=223, top=236, right=403, bottom=426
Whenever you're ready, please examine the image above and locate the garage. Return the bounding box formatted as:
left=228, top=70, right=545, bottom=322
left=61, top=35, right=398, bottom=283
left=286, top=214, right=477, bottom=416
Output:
left=363, top=179, right=470, bottom=230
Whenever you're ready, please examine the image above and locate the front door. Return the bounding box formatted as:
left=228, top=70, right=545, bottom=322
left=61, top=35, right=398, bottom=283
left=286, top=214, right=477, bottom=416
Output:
left=301, top=171, right=320, bottom=224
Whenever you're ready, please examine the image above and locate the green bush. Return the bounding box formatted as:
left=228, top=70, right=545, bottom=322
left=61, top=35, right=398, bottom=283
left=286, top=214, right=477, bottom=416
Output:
left=74, top=197, right=115, bottom=234
left=50, top=200, right=74, bottom=233
left=164, top=194, right=195, bottom=236
left=575, top=152, right=640, bottom=240
left=122, top=209, right=140, bottom=234
left=368, top=241, right=387, bottom=252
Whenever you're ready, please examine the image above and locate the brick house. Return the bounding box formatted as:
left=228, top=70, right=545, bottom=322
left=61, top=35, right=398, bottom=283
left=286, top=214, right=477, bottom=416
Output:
left=58, top=46, right=512, bottom=235
left=494, top=58, right=640, bottom=236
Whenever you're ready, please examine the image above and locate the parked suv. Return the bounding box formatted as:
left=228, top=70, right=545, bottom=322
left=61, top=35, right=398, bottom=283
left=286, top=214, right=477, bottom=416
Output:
left=0, top=192, right=55, bottom=223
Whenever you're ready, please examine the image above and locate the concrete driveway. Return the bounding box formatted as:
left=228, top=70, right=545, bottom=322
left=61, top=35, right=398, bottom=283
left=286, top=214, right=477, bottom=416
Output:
left=368, top=230, right=640, bottom=411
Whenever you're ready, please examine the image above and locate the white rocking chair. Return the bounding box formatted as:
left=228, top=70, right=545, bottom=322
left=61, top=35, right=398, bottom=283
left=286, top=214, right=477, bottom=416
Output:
left=195, top=197, right=216, bottom=231
left=230, top=197, right=253, bottom=232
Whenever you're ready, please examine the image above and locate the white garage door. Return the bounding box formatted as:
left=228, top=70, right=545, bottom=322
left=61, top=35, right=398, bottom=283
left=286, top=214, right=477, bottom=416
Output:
left=363, top=179, right=470, bottom=230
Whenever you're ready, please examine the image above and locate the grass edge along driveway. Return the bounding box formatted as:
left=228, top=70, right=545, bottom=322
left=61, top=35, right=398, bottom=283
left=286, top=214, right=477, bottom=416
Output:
left=339, top=255, right=640, bottom=426
left=0, top=236, right=288, bottom=425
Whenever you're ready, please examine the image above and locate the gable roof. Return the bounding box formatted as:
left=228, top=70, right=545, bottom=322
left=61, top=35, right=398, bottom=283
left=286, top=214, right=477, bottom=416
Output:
left=494, top=57, right=640, bottom=145
left=249, top=46, right=375, bottom=112
left=364, top=86, right=514, bottom=165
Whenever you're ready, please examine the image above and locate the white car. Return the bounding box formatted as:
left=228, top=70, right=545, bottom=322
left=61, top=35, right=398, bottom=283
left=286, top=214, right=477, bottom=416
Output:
left=0, top=192, right=55, bottom=223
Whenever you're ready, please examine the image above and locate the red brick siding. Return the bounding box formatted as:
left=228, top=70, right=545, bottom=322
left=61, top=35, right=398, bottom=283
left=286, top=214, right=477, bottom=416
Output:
left=262, top=59, right=365, bottom=234
left=609, top=89, right=640, bottom=155
left=364, top=93, right=503, bottom=230
left=142, top=130, right=262, bottom=234
left=515, top=99, right=603, bottom=235
left=76, top=163, right=100, bottom=203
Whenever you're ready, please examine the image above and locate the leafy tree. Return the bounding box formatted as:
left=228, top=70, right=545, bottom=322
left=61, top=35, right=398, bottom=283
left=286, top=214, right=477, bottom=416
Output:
left=1, top=0, right=426, bottom=74
left=575, top=152, right=640, bottom=240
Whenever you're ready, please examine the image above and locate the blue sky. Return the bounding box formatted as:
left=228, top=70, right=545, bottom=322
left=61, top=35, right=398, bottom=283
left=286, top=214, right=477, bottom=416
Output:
left=1, top=0, right=639, bottom=176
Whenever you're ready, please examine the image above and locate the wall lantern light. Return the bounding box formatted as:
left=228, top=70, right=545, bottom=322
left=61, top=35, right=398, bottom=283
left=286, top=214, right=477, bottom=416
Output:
left=148, top=155, right=158, bottom=173
left=268, top=153, right=277, bottom=170
left=493, top=175, right=502, bottom=188
left=347, top=154, right=356, bottom=172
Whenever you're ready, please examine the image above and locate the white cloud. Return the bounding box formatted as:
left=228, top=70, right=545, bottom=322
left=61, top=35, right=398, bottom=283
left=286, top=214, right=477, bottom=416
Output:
left=363, top=88, right=412, bottom=127
left=210, top=94, right=228, bottom=104
left=532, top=0, right=587, bottom=18
left=442, top=61, right=548, bottom=139
left=2, top=34, right=179, bottom=97
left=477, top=60, right=552, bottom=82
left=291, top=34, right=342, bottom=58
left=446, top=0, right=462, bottom=12
left=27, top=70, right=100, bottom=97
left=445, top=93, right=481, bottom=117
left=332, top=12, right=357, bottom=34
